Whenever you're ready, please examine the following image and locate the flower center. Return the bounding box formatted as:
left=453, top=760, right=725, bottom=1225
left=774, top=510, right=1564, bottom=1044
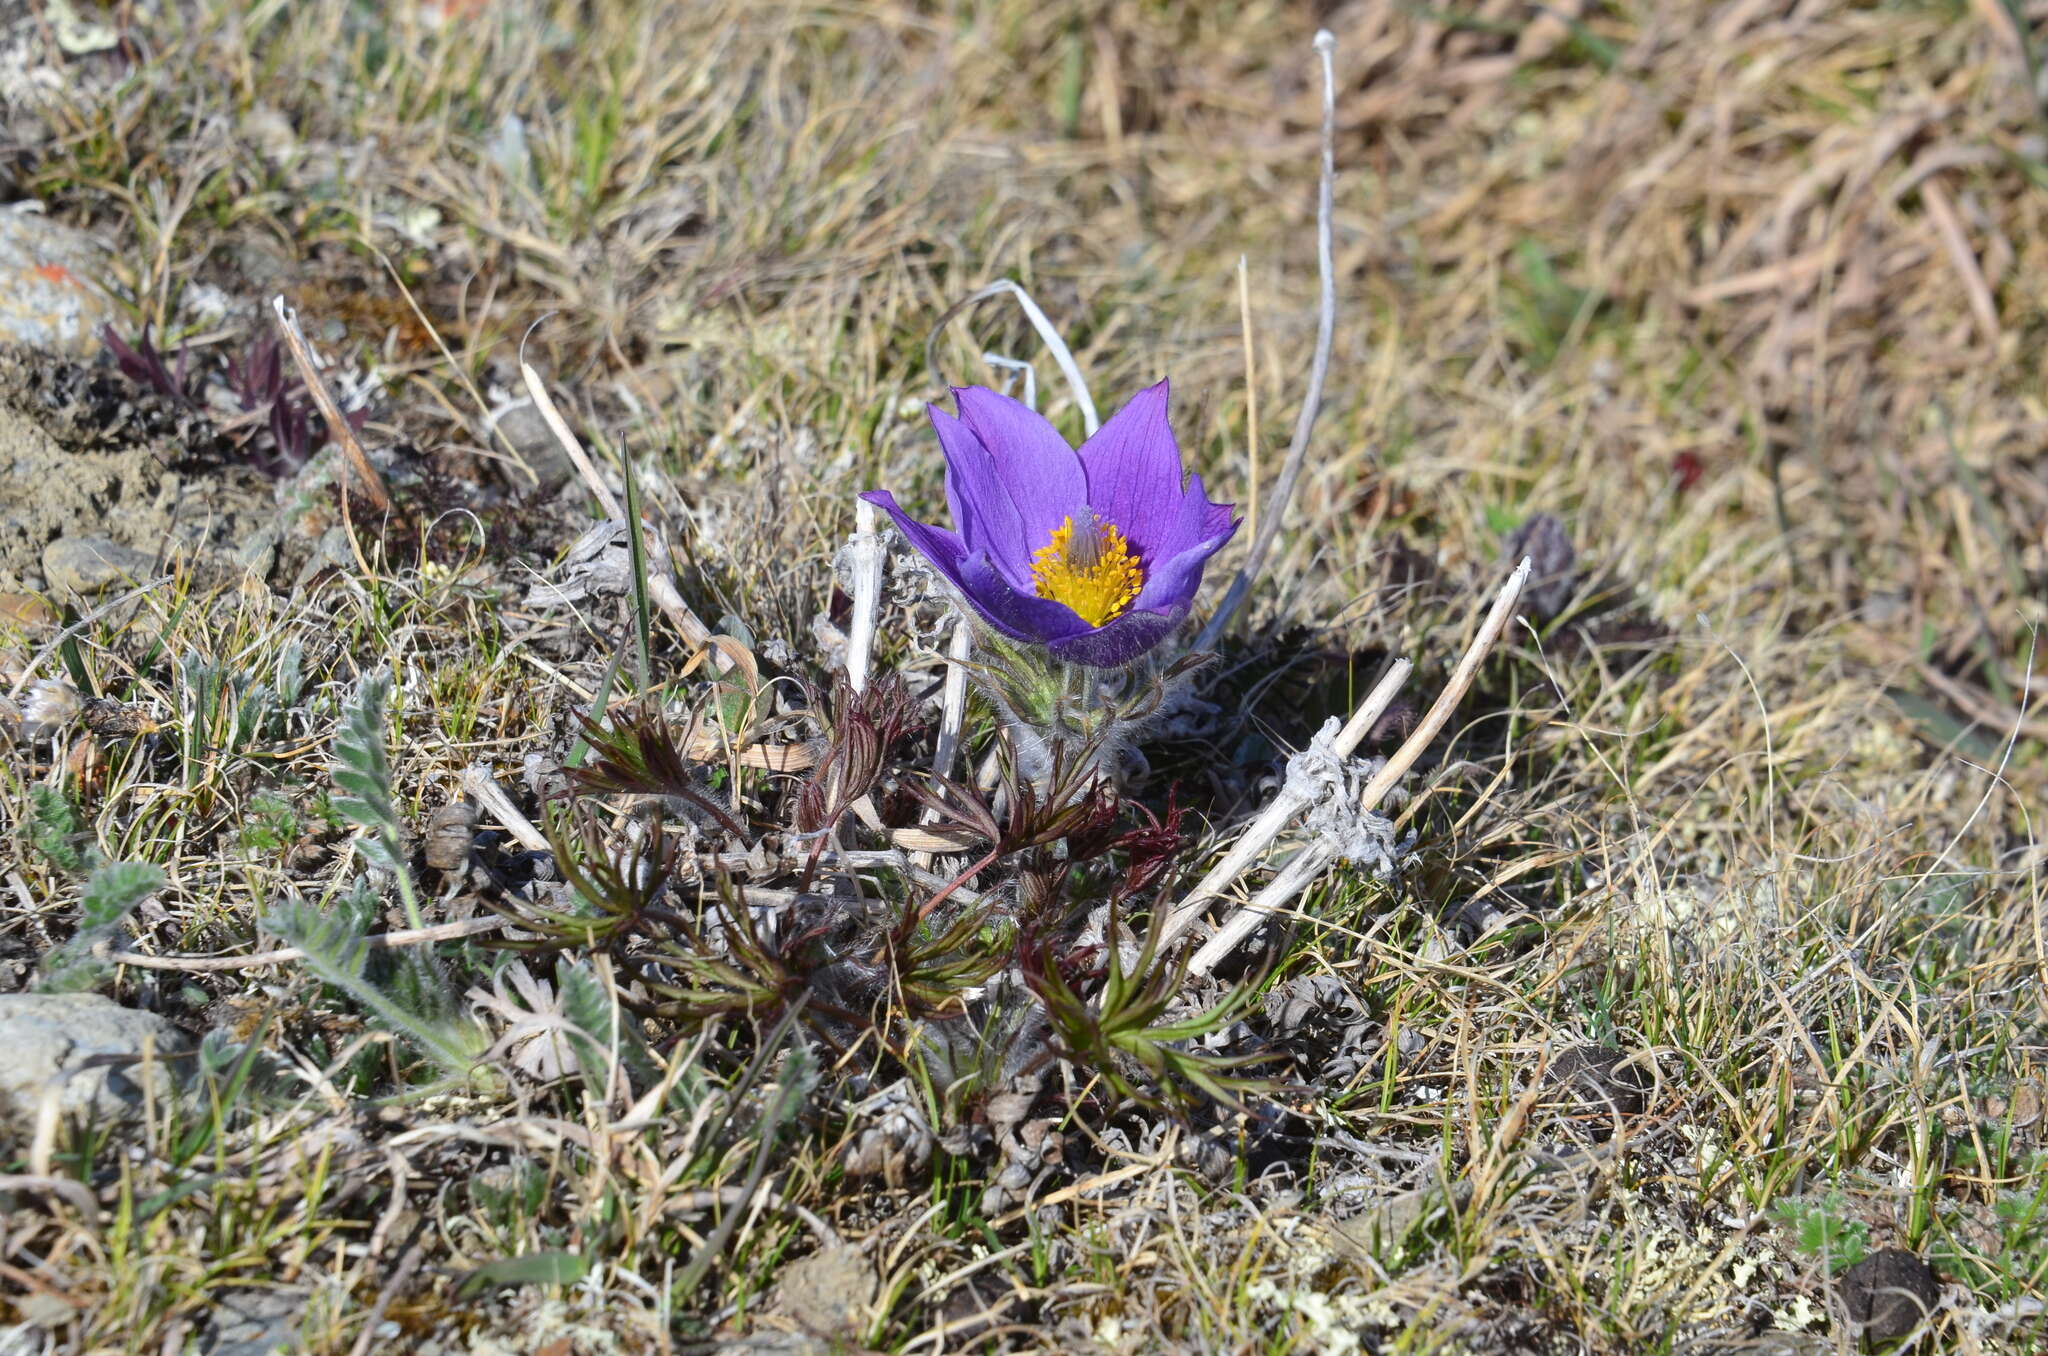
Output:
left=1031, top=512, right=1144, bottom=628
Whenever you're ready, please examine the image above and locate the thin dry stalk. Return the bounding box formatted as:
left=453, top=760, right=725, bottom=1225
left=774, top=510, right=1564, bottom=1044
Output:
left=271, top=296, right=390, bottom=512
left=1196, top=30, right=1340, bottom=649
left=1179, top=557, right=1530, bottom=974
left=926, top=280, right=1101, bottom=434
left=931, top=617, right=973, bottom=781
left=1187, top=841, right=1335, bottom=977
left=1154, top=655, right=1411, bottom=956
left=1353, top=556, right=1531, bottom=811
left=1237, top=253, right=1260, bottom=552
left=1919, top=177, right=2001, bottom=346
left=105, top=915, right=509, bottom=973
left=345, top=1241, right=428, bottom=1356
left=844, top=496, right=884, bottom=692
left=464, top=763, right=550, bottom=851
left=519, top=362, right=723, bottom=661
left=521, top=362, right=624, bottom=519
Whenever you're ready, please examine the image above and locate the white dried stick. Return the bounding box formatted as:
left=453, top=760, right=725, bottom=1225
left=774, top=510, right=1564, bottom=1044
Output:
left=1183, top=557, right=1533, bottom=974
left=1188, top=842, right=1336, bottom=976
left=463, top=762, right=551, bottom=852
left=521, top=362, right=623, bottom=519
left=931, top=617, right=973, bottom=781
left=1354, top=556, right=1531, bottom=812
left=273, top=296, right=391, bottom=512
left=1154, top=655, right=1411, bottom=954
left=844, top=497, right=884, bottom=692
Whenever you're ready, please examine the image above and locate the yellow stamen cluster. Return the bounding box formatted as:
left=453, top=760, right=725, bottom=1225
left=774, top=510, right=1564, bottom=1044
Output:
left=1031, top=513, right=1144, bottom=628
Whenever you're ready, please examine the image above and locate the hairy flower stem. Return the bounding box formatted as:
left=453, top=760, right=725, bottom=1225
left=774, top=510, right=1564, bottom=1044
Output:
left=973, top=632, right=1128, bottom=789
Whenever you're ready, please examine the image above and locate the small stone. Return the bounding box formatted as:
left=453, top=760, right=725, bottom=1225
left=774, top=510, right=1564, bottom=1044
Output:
left=2008, top=1077, right=2043, bottom=1132
left=1544, top=1045, right=1654, bottom=1139
left=769, top=1246, right=875, bottom=1337
left=488, top=399, right=575, bottom=492
left=1503, top=512, right=1577, bottom=622
left=233, top=524, right=282, bottom=581
left=0, top=994, right=193, bottom=1139
left=19, top=677, right=81, bottom=738
left=0, top=592, right=58, bottom=626
left=424, top=801, right=478, bottom=873
left=1838, top=1249, right=1940, bottom=1341
left=239, top=107, right=299, bottom=166
left=15, top=1291, right=76, bottom=1328
left=0, top=209, right=121, bottom=355
left=42, top=535, right=158, bottom=598
left=292, top=525, right=357, bottom=590
left=80, top=696, right=158, bottom=740
left=194, top=1287, right=308, bottom=1356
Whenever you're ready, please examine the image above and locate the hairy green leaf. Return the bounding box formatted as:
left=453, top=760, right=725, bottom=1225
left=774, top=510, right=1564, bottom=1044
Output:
left=265, top=891, right=487, bottom=1081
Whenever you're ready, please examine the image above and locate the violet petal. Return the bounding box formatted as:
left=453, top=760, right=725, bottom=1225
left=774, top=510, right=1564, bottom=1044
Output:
left=1130, top=532, right=1232, bottom=617
left=1048, top=606, right=1187, bottom=668
left=951, top=386, right=1088, bottom=545
left=1076, top=381, right=1186, bottom=550
left=929, top=407, right=1034, bottom=589
left=860, top=490, right=974, bottom=591
left=957, top=551, right=1094, bottom=644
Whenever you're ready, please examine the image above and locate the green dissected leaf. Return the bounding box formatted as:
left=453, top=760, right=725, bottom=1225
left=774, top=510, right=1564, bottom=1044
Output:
left=265, top=891, right=488, bottom=1081
left=331, top=668, right=425, bottom=929
left=26, top=785, right=85, bottom=873
left=35, top=859, right=165, bottom=993
left=333, top=670, right=400, bottom=834
left=78, top=860, right=165, bottom=931
left=455, top=1250, right=588, bottom=1299
left=554, top=956, right=659, bottom=1095
left=1023, top=911, right=1274, bottom=1113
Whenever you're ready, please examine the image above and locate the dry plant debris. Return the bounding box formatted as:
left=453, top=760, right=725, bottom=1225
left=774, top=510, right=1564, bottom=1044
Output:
left=0, top=2, right=2041, bottom=1353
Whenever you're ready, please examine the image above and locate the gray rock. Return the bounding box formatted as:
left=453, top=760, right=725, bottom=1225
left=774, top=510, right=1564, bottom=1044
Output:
left=233, top=523, right=282, bottom=581
left=14, top=1290, right=76, bottom=1330
left=0, top=209, right=122, bottom=355
left=1503, top=512, right=1577, bottom=623
left=769, top=1246, right=875, bottom=1338
left=194, top=1287, right=307, bottom=1356
left=1545, top=1044, right=1655, bottom=1139
left=291, top=524, right=357, bottom=591
left=0, top=993, right=192, bottom=1137
left=42, top=534, right=160, bottom=597
left=487, top=399, right=575, bottom=491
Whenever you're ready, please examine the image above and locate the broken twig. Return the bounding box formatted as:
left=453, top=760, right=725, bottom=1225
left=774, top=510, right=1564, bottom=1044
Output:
left=1155, top=652, right=1410, bottom=955
left=272, top=296, right=390, bottom=512
left=1181, top=558, right=1532, bottom=975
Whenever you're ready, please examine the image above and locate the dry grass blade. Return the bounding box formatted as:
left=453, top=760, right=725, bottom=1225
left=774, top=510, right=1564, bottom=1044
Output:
left=103, top=915, right=509, bottom=973
left=270, top=296, right=390, bottom=512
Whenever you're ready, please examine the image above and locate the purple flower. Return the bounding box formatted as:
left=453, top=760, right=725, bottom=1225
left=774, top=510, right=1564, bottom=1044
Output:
left=864, top=381, right=1236, bottom=668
